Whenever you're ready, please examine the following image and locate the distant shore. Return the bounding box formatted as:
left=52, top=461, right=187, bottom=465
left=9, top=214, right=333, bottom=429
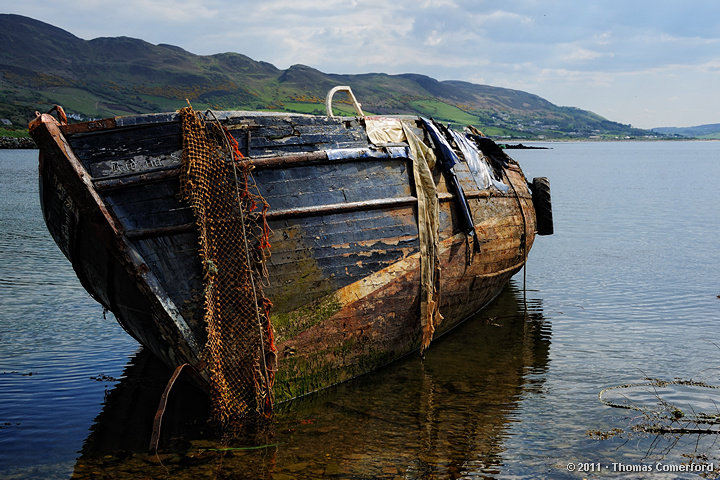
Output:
left=0, top=136, right=36, bottom=149
left=501, top=143, right=550, bottom=149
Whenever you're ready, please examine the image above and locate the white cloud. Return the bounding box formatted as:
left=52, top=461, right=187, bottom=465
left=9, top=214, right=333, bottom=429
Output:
left=559, top=47, right=611, bottom=63
left=424, top=30, right=445, bottom=47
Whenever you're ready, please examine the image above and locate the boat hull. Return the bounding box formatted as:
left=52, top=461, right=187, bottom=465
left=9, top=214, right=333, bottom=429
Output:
left=31, top=110, right=538, bottom=402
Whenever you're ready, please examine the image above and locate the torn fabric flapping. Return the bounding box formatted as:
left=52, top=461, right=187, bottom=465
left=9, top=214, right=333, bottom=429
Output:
left=448, top=129, right=509, bottom=192
left=365, top=117, right=442, bottom=352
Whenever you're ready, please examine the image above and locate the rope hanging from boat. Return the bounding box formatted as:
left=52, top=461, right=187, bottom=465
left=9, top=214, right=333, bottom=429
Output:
left=179, top=105, right=276, bottom=430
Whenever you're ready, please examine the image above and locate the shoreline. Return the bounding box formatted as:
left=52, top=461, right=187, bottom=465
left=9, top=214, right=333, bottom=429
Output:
left=0, top=137, right=36, bottom=149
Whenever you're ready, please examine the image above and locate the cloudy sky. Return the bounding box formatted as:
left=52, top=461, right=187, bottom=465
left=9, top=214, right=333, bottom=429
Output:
left=6, top=0, right=720, bottom=129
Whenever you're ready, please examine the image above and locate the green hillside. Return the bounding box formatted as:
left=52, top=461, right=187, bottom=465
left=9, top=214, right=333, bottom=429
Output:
left=0, top=13, right=655, bottom=139
left=652, top=124, right=720, bottom=139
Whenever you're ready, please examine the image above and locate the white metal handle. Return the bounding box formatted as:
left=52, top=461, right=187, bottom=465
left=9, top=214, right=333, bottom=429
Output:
left=325, top=86, right=364, bottom=117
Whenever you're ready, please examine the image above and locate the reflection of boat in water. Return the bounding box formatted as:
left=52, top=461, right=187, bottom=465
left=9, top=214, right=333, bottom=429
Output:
left=73, top=282, right=550, bottom=478
left=30, top=91, right=552, bottom=415
left=74, top=349, right=211, bottom=462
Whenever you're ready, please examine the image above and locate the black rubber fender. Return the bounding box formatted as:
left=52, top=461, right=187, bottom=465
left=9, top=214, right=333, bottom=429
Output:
left=531, top=177, right=553, bottom=235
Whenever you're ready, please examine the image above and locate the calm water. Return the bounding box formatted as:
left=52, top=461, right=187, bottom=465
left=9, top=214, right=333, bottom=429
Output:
left=1, top=142, right=719, bottom=479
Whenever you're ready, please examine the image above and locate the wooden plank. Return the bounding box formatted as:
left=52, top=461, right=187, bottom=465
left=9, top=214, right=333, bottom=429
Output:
left=256, top=160, right=412, bottom=209
left=66, top=123, right=183, bottom=163
left=88, top=151, right=182, bottom=179
left=103, top=178, right=194, bottom=231
left=226, top=115, right=367, bottom=154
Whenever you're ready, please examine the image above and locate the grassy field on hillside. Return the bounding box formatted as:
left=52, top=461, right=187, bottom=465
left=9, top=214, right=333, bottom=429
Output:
left=407, top=99, right=480, bottom=125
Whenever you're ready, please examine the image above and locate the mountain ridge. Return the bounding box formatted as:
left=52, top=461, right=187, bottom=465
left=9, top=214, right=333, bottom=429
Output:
left=1, top=13, right=656, bottom=139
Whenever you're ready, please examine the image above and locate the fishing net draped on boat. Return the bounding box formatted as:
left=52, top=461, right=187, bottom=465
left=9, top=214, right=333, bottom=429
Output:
left=179, top=106, right=276, bottom=429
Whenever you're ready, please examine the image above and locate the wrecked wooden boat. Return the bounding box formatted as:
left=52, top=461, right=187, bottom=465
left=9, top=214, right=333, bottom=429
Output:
left=29, top=88, right=552, bottom=420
